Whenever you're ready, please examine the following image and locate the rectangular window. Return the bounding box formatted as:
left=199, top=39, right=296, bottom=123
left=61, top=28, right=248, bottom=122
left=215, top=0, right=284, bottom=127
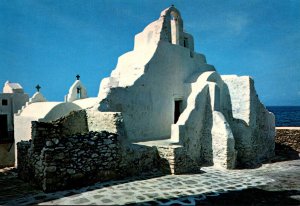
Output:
left=174, top=100, right=183, bottom=123
left=2, top=99, right=8, bottom=106
left=183, top=37, right=188, bottom=48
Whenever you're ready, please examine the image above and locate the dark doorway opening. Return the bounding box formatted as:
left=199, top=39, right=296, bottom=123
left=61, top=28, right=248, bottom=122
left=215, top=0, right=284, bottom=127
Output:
left=174, top=100, right=183, bottom=123
left=0, top=114, right=8, bottom=143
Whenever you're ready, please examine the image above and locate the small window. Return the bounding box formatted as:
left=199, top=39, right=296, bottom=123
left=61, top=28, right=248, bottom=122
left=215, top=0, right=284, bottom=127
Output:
left=183, top=37, right=188, bottom=48
left=2, top=99, right=8, bottom=106
left=76, top=87, right=81, bottom=99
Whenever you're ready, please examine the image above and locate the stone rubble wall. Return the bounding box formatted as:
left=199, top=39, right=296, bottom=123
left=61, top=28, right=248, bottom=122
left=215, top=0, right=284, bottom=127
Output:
left=276, top=129, right=300, bottom=153
left=86, top=111, right=126, bottom=138
left=17, top=110, right=162, bottom=192
left=156, top=145, right=199, bottom=174
left=18, top=128, right=121, bottom=191
left=119, top=143, right=161, bottom=176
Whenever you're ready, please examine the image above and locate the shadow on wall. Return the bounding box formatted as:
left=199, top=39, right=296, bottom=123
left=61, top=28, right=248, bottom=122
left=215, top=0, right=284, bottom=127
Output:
left=272, top=143, right=300, bottom=162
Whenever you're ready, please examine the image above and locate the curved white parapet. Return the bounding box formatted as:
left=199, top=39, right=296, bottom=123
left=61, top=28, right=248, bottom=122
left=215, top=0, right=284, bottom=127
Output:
left=65, top=80, right=88, bottom=102
left=29, top=92, right=47, bottom=104
left=3, top=80, right=24, bottom=94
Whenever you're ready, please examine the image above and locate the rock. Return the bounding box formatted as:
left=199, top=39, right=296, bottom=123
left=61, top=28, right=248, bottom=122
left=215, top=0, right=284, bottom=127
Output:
left=67, top=169, right=76, bottom=174
left=55, top=153, right=64, bottom=159
left=66, top=142, right=73, bottom=147
left=71, top=173, right=84, bottom=179
left=104, top=139, right=113, bottom=145
left=53, top=138, right=59, bottom=145
left=91, top=153, right=99, bottom=158
left=78, top=151, right=85, bottom=156
left=88, top=141, right=95, bottom=145
left=46, top=141, right=54, bottom=147
left=45, top=166, right=57, bottom=173
left=91, top=136, right=98, bottom=141
left=105, top=153, right=111, bottom=157
left=108, top=144, right=116, bottom=148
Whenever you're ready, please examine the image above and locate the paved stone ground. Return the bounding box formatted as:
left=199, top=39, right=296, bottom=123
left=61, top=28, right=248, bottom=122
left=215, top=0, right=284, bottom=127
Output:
left=0, top=159, right=300, bottom=205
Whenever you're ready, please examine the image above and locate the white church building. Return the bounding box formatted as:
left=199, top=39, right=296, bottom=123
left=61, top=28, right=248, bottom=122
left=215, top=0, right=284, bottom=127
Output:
left=95, top=6, right=275, bottom=168
left=14, top=6, right=275, bottom=170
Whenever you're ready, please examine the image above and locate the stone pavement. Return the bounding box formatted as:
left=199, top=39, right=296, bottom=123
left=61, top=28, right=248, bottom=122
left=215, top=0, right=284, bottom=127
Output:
left=0, top=160, right=300, bottom=205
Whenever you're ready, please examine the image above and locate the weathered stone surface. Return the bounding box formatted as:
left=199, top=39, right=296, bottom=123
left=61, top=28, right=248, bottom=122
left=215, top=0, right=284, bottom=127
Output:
left=276, top=129, right=300, bottom=152
left=67, top=169, right=75, bottom=175
left=45, top=141, right=53, bottom=147
left=86, top=111, right=126, bottom=139
left=17, top=114, right=163, bottom=192
left=211, top=111, right=237, bottom=169
left=17, top=118, right=123, bottom=192
left=45, top=166, right=56, bottom=173
left=223, top=75, right=275, bottom=168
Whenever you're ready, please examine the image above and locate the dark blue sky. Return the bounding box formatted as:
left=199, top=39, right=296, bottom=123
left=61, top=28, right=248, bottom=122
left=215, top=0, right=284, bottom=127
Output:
left=0, top=0, right=299, bottom=105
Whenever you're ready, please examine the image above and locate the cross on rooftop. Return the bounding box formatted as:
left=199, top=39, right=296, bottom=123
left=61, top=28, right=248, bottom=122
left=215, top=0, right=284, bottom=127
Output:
left=36, top=84, right=41, bottom=92
left=76, top=74, right=80, bottom=80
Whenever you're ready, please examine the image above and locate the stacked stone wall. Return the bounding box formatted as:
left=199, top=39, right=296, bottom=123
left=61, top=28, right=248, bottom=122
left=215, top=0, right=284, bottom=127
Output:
left=156, top=145, right=200, bottom=174
left=18, top=128, right=121, bottom=191
left=276, top=129, right=300, bottom=153
left=17, top=110, right=162, bottom=192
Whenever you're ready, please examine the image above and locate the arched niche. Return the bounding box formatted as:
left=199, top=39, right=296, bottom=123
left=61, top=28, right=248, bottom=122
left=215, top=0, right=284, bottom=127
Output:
left=161, top=6, right=184, bottom=46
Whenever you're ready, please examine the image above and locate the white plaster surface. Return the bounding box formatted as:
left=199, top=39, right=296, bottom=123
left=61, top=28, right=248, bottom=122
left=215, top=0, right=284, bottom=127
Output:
left=222, top=75, right=275, bottom=167
left=86, top=110, right=125, bottom=137
left=95, top=6, right=275, bottom=168
left=276, top=127, right=300, bottom=130
left=65, top=80, right=88, bottom=102
left=72, top=97, right=98, bottom=109
left=29, top=92, right=47, bottom=103
left=97, top=6, right=215, bottom=142
left=0, top=81, right=29, bottom=167
left=211, top=111, right=236, bottom=169
left=13, top=99, right=98, bottom=166
left=2, top=81, right=24, bottom=93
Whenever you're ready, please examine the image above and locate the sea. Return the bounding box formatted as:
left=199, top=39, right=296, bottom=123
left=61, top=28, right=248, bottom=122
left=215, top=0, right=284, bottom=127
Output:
left=267, top=106, right=300, bottom=127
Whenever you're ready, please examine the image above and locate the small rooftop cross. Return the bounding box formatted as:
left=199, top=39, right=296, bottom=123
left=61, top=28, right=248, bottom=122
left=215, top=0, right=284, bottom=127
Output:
left=36, top=84, right=41, bottom=92
left=76, top=74, right=80, bottom=80
left=171, top=4, right=174, bottom=7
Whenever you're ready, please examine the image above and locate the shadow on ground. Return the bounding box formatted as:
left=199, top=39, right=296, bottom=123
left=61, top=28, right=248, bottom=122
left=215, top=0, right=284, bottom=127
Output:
left=0, top=168, right=167, bottom=204
left=0, top=168, right=40, bottom=203
left=272, top=143, right=300, bottom=163
left=137, top=189, right=300, bottom=205
left=198, top=188, right=300, bottom=205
